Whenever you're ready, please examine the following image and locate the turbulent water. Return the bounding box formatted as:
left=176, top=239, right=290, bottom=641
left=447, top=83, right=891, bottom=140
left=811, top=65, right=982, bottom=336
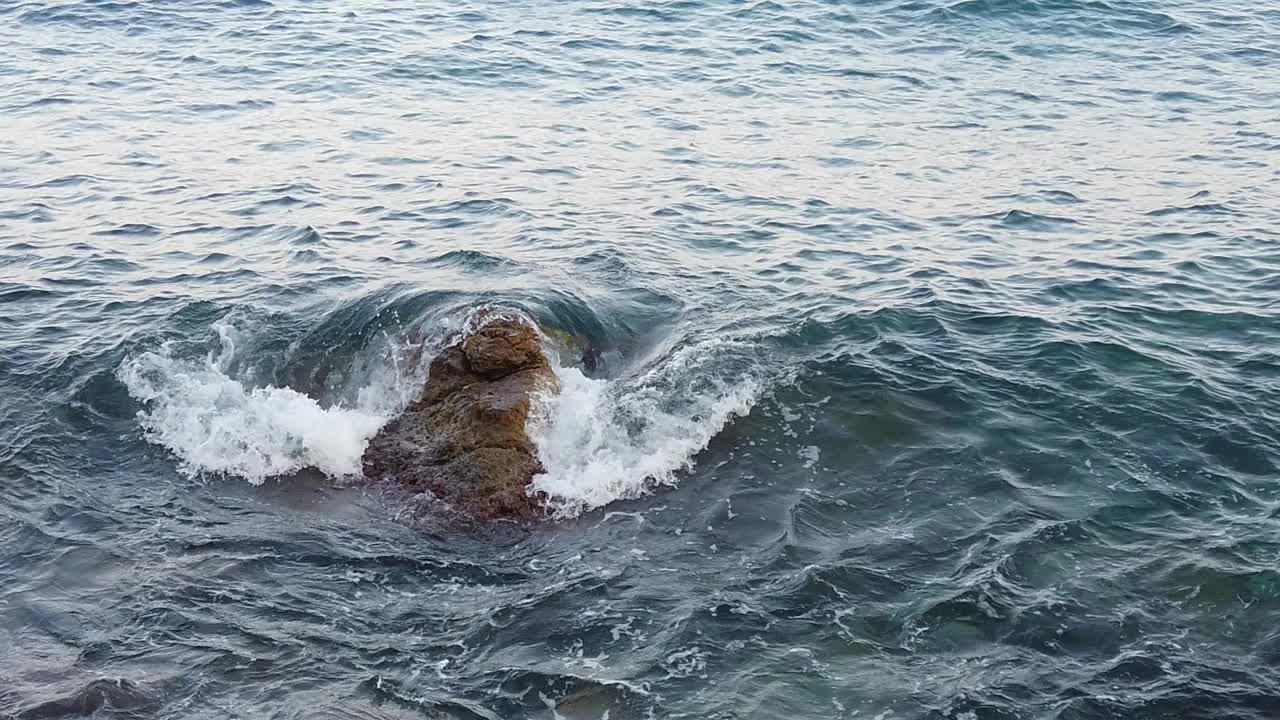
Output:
left=2, top=0, right=1279, bottom=717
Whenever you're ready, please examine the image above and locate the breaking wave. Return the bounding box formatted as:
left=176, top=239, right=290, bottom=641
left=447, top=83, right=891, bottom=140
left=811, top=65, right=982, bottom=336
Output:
left=117, top=318, right=413, bottom=483
left=530, top=338, right=769, bottom=518
left=119, top=311, right=771, bottom=517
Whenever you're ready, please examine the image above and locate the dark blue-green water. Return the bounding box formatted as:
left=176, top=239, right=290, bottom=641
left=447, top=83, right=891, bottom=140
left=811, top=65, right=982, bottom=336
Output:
left=2, top=0, right=1279, bottom=718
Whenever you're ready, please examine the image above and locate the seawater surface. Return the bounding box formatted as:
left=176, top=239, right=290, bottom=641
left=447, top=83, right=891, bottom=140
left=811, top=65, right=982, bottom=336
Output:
left=2, top=0, right=1279, bottom=717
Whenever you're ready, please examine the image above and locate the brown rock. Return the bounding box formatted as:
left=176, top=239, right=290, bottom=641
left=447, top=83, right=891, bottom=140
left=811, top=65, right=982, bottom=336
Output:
left=361, top=311, right=558, bottom=521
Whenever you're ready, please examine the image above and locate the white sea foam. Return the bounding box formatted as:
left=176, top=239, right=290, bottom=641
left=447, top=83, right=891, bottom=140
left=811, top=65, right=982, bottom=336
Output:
left=118, top=318, right=415, bottom=483
left=529, top=339, right=766, bottom=518
left=120, top=313, right=768, bottom=515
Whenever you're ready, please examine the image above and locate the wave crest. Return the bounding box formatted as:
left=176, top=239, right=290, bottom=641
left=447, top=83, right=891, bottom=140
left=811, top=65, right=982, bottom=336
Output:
left=118, top=313, right=772, bottom=518
left=117, top=318, right=409, bottom=483
left=530, top=338, right=768, bottom=518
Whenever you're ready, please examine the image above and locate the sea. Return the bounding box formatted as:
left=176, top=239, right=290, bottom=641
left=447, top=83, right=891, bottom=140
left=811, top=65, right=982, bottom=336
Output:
left=1, top=0, right=1278, bottom=718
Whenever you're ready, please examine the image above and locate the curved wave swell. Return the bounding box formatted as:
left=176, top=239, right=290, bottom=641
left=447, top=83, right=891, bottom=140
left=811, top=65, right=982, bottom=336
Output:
left=117, top=305, right=772, bottom=518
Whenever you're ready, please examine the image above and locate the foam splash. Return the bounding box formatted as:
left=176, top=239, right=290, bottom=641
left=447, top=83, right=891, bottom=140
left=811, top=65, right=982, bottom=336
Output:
left=119, top=313, right=769, bottom=513
left=118, top=319, right=410, bottom=483
left=530, top=339, right=766, bottom=518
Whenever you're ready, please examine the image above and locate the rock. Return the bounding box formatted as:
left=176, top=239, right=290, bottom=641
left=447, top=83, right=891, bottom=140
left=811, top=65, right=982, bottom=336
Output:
left=361, top=311, right=558, bottom=521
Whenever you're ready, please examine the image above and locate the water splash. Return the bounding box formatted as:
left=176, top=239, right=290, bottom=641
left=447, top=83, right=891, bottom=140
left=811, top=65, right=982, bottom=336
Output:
left=118, top=318, right=414, bottom=483
left=529, top=338, right=767, bottom=518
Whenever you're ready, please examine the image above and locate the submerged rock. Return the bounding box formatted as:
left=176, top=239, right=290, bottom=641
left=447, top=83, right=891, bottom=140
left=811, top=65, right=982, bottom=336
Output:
left=361, top=311, right=558, bottom=521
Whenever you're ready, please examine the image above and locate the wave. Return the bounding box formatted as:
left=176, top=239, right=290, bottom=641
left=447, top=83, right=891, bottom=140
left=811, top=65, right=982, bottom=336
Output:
left=117, top=317, right=415, bottom=483
left=118, top=309, right=772, bottom=518
left=530, top=338, right=769, bottom=518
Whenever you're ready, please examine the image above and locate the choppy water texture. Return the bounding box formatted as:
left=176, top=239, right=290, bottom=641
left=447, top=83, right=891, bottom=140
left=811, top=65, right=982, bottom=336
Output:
left=3, top=0, right=1280, bottom=717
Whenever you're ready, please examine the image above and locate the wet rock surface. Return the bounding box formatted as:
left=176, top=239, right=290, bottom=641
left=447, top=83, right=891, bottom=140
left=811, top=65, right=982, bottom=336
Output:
left=361, top=313, right=558, bottom=521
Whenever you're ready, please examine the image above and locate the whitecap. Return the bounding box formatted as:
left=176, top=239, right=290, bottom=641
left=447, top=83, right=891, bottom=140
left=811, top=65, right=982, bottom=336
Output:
left=118, top=317, right=414, bottom=483
left=529, top=338, right=768, bottom=518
